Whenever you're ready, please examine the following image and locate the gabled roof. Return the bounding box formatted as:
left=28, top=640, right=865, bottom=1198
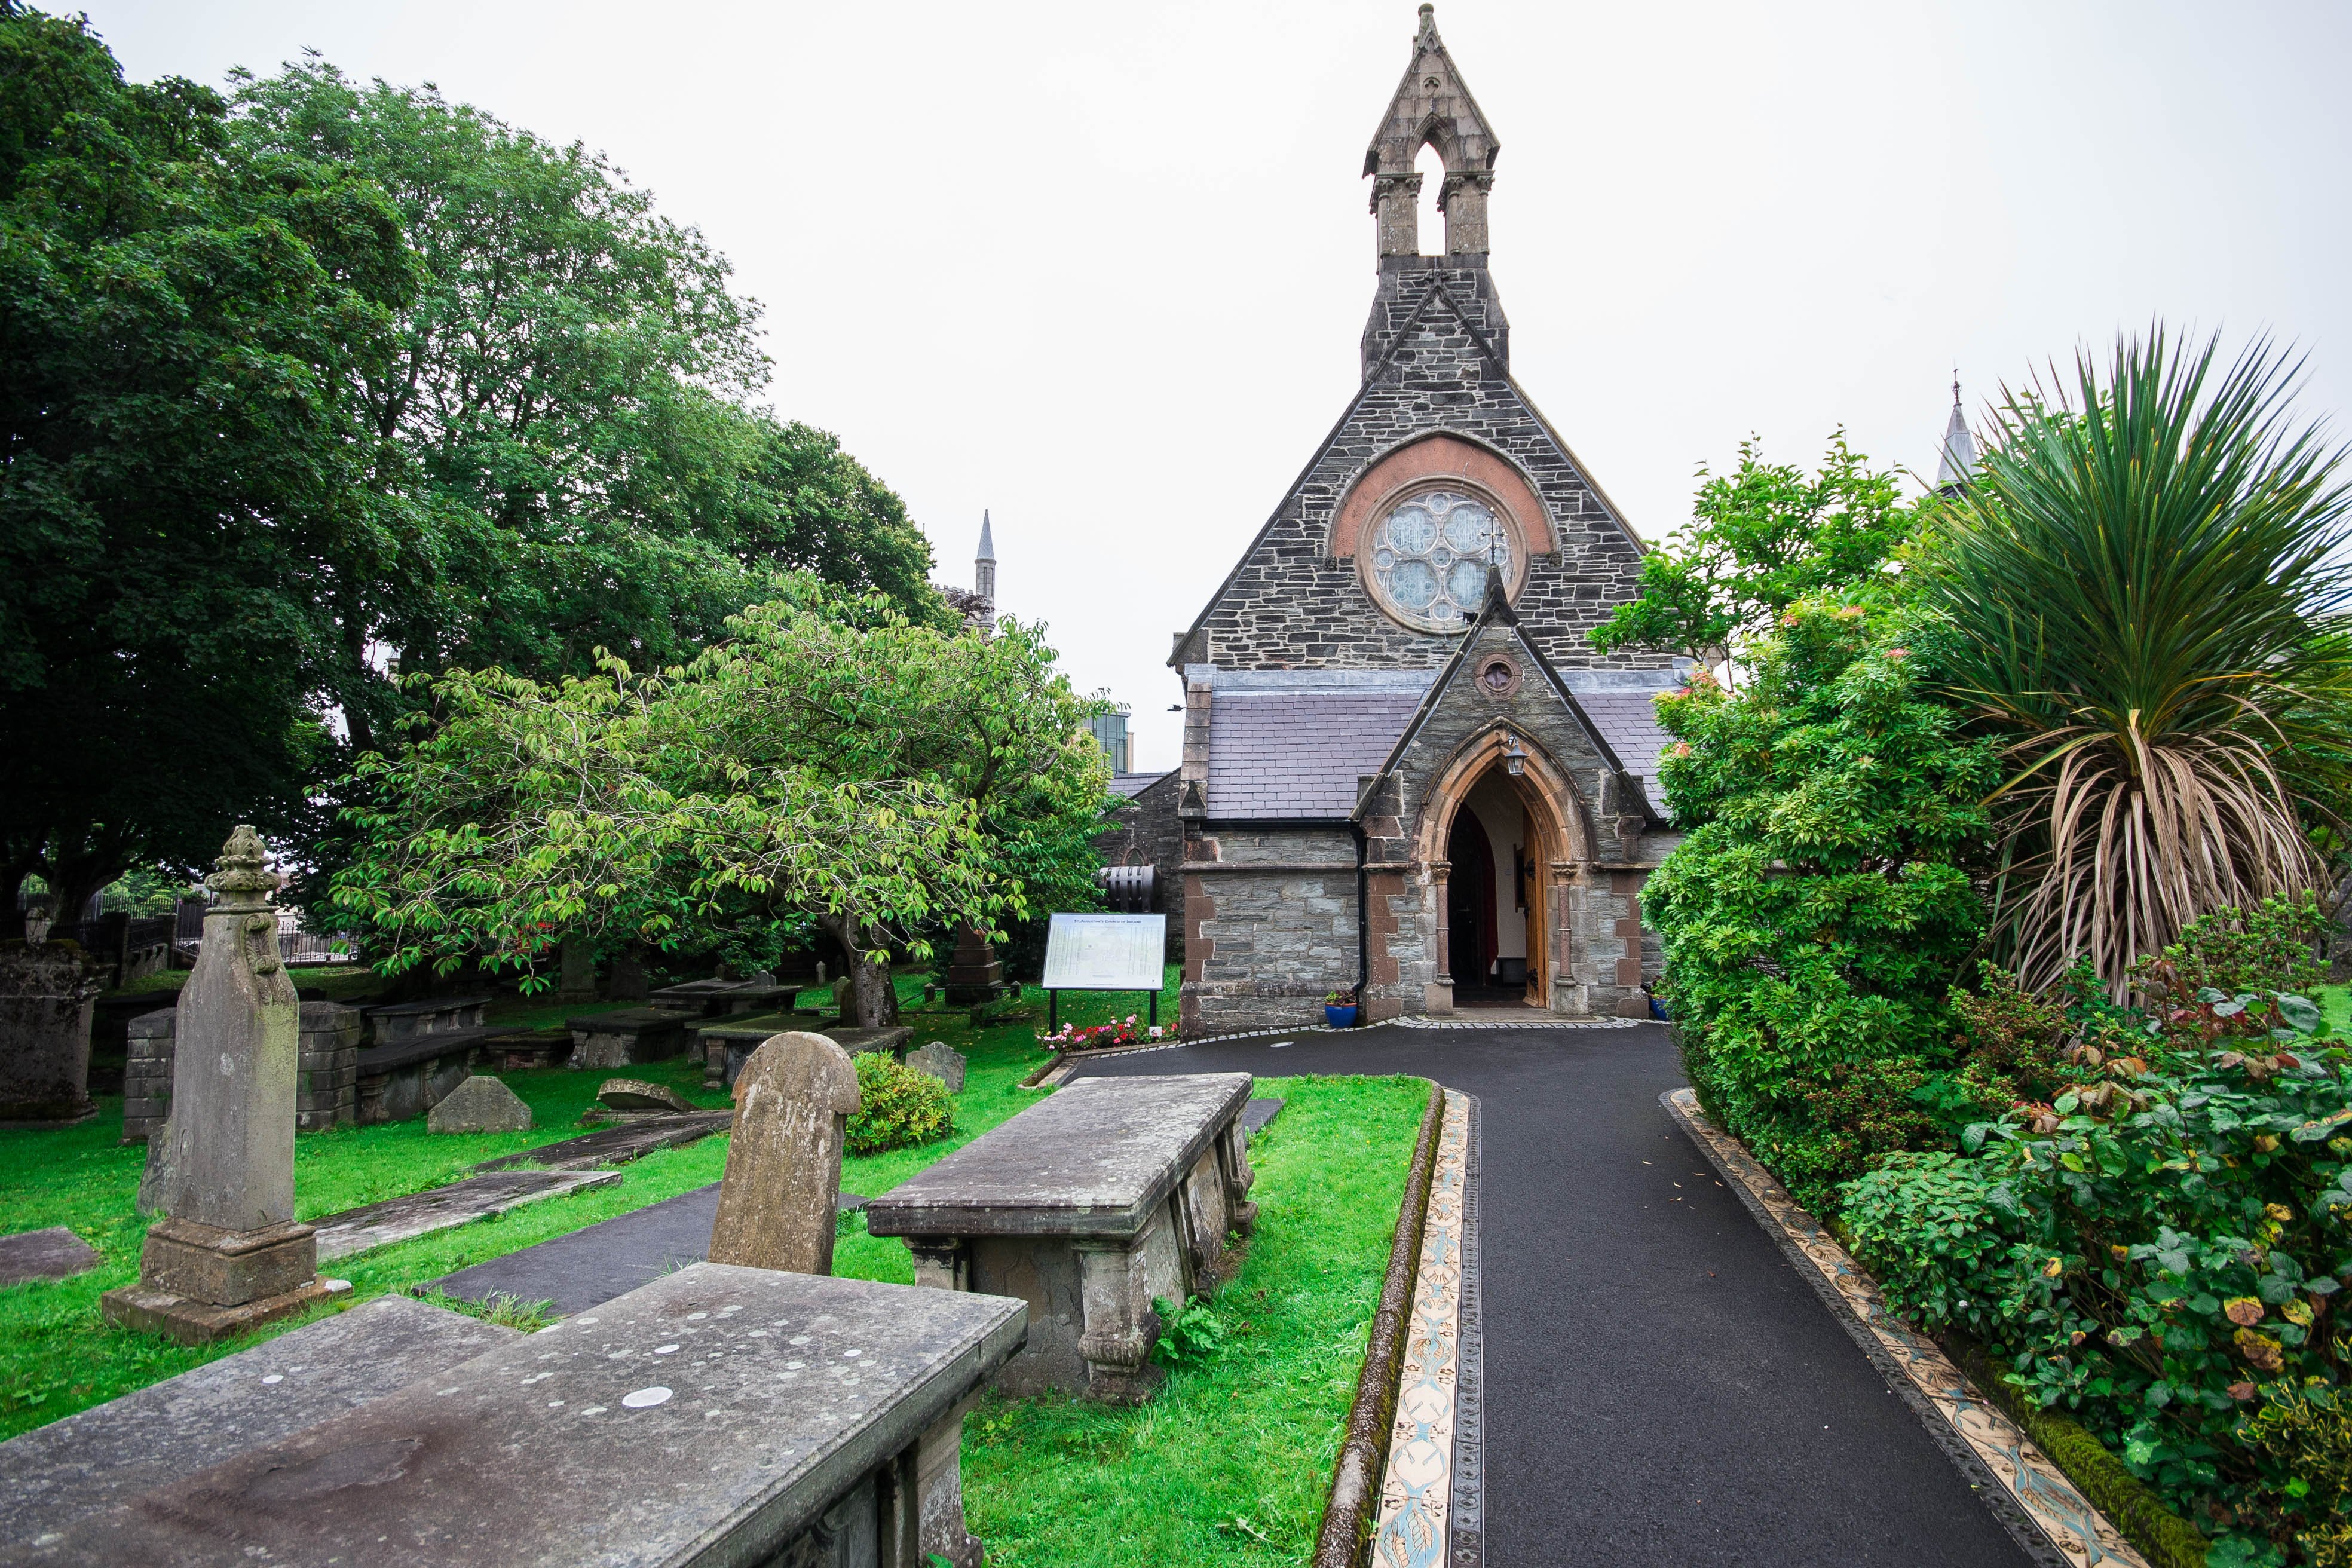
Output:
left=1109, top=770, right=1169, bottom=800
left=1366, top=570, right=1683, bottom=822
left=1168, top=275, right=1644, bottom=667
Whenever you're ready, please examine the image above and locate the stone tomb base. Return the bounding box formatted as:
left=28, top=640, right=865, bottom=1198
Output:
left=867, top=1073, right=1256, bottom=1403
left=51, top=1264, right=1027, bottom=1568
left=101, top=1216, right=345, bottom=1345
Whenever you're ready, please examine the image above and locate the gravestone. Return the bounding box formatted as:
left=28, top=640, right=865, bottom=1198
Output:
left=0, top=940, right=97, bottom=1124
left=556, top=933, right=596, bottom=1002
left=426, top=1076, right=532, bottom=1134
left=0, top=1296, right=521, bottom=1547
left=596, top=1077, right=696, bottom=1115
left=904, top=1040, right=967, bottom=1094
left=38, top=1265, right=1025, bottom=1568
left=101, top=827, right=346, bottom=1343
left=708, top=1031, right=860, bottom=1276
left=469, top=1111, right=732, bottom=1174
left=0, top=1226, right=102, bottom=1287
left=866, top=1073, right=1257, bottom=1402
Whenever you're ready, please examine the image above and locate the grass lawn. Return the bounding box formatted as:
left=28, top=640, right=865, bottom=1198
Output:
left=0, top=963, right=1180, bottom=1437
left=955, top=1074, right=1428, bottom=1568
left=4, top=958, right=1426, bottom=1566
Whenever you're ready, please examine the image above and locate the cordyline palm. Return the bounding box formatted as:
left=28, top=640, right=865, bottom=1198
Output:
left=1927, top=328, right=2352, bottom=997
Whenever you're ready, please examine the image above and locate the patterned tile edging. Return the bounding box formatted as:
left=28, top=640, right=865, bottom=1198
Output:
left=1448, top=1095, right=1484, bottom=1568
left=1373, top=1089, right=1481, bottom=1568
left=1663, top=1088, right=2146, bottom=1568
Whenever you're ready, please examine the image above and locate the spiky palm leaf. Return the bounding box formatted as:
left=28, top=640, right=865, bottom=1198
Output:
left=1928, top=328, right=2352, bottom=996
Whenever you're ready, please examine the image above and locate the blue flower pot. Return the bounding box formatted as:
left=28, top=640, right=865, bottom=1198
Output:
left=1325, top=1004, right=1358, bottom=1028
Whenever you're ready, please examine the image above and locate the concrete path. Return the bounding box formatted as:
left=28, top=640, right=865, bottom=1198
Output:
left=1071, top=1021, right=2038, bottom=1568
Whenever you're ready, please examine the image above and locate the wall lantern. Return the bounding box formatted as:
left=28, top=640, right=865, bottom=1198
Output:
left=1501, top=733, right=1528, bottom=777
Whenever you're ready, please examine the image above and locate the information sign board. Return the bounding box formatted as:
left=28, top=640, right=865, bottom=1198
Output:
left=1040, top=913, right=1166, bottom=993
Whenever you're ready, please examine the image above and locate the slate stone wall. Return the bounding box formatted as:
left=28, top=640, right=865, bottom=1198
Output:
left=1181, top=827, right=1359, bottom=1033
left=1178, top=260, right=1678, bottom=684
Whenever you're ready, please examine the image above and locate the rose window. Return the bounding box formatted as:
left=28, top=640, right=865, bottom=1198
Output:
left=1367, top=489, right=1514, bottom=631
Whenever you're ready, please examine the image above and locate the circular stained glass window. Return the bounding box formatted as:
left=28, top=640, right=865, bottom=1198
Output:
left=1366, top=489, right=1513, bottom=631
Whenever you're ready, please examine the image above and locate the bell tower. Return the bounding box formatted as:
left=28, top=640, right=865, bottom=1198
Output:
left=1358, top=6, right=1510, bottom=376
left=1364, top=5, right=1501, bottom=261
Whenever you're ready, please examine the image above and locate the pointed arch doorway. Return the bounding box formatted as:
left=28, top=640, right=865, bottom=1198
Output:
left=1420, top=728, right=1588, bottom=1012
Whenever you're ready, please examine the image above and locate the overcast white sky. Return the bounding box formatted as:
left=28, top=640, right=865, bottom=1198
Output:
left=88, top=1, right=2352, bottom=772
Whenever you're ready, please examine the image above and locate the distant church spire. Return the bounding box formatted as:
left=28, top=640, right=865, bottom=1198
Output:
left=972, top=511, right=996, bottom=630
left=1935, top=376, right=1977, bottom=494
left=1364, top=5, right=1500, bottom=262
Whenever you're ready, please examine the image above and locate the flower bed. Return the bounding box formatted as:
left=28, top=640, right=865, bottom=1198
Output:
left=1037, top=1016, right=1165, bottom=1053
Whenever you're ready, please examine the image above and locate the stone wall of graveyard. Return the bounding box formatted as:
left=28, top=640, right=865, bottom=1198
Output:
left=122, top=1001, right=359, bottom=1143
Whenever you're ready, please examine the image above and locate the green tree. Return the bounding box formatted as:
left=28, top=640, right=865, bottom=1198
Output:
left=226, top=58, right=950, bottom=757
left=0, top=4, right=412, bottom=917
left=1646, top=600, right=2000, bottom=1210
left=1591, top=433, right=1910, bottom=676
left=1925, top=329, right=2352, bottom=997
left=334, top=589, right=1110, bottom=1025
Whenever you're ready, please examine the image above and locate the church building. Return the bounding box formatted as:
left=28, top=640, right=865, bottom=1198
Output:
left=1167, top=6, right=1686, bottom=1032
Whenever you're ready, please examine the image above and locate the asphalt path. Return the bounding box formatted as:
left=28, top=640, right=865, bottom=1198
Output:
left=1071, top=1021, right=2035, bottom=1568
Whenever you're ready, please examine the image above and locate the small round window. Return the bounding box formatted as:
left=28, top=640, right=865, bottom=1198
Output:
left=1366, top=488, right=1515, bottom=632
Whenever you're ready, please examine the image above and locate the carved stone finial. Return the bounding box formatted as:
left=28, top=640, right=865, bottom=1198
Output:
left=204, top=825, right=281, bottom=906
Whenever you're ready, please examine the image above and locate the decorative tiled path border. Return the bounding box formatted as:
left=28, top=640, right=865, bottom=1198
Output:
left=1373, top=1089, right=1484, bottom=1568
left=1664, top=1088, right=2147, bottom=1568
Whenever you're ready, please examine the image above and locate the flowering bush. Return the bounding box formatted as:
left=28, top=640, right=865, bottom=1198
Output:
left=1845, top=903, right=2351, bottom=1561
left=1037, top=1015, right=1165, bottom=1052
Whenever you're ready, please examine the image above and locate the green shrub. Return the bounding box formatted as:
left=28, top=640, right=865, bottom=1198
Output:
left=845, top=1051, right=953, bottom=1154
left=1845, top=916, right=2351, bottom=1558
left=1647, top=598, right=1998, bottom=1210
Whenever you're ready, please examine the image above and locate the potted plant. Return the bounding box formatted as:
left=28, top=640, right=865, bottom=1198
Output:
left=1324, top=989, right=1358, bottom=1029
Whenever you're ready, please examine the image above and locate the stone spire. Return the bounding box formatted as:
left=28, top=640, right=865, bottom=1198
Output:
left=973, top=511, right=997, bottom=625
left=1935, top=376, right=1977, bottom=493
left=1364, top=5, right=1501, bottom=261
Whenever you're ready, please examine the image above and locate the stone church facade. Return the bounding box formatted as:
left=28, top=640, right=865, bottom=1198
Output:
left=1168, top=7, right=1685, bottom=1033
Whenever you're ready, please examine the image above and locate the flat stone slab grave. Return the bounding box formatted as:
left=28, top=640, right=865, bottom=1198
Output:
left=428, top=1182, right=869, bottom=1318
left=469, top=1111, right=733, bottom=1174
left=1242, top=1097, right=1283, bottom=1140
left=0, top=1296, right=520, bottom=1549
left=37, top=1263, right=1028, bottom=1568
left=0, top=1227, right=102, bottom=1288
left=311, top=1169, right=621, bottom=1262
left=865, top=1072, right=1257, bottom=1402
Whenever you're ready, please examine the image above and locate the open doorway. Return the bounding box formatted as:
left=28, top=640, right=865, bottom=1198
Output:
left=1444, top=765, right=1543, bottom=1007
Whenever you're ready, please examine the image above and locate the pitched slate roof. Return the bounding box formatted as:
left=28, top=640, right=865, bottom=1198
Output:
left=1198, top=669, right=1434, bottom=820
left=1558, top=669, right=1683, bottom=791
left=1109, top=771, right=1169, bottom=800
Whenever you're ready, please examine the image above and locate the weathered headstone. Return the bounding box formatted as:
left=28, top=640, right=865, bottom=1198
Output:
left=596, top=1077, right=696, bottom=1114
left=101, top=827, right=346, bottom=1343
left=426, top=1076, right=533, bottom=1134
left=707, top=1031, right=860, bottom=1276
left=905, top=1040, right=967, bottom=1094
left=0, top=940, right=97, bottom=1124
